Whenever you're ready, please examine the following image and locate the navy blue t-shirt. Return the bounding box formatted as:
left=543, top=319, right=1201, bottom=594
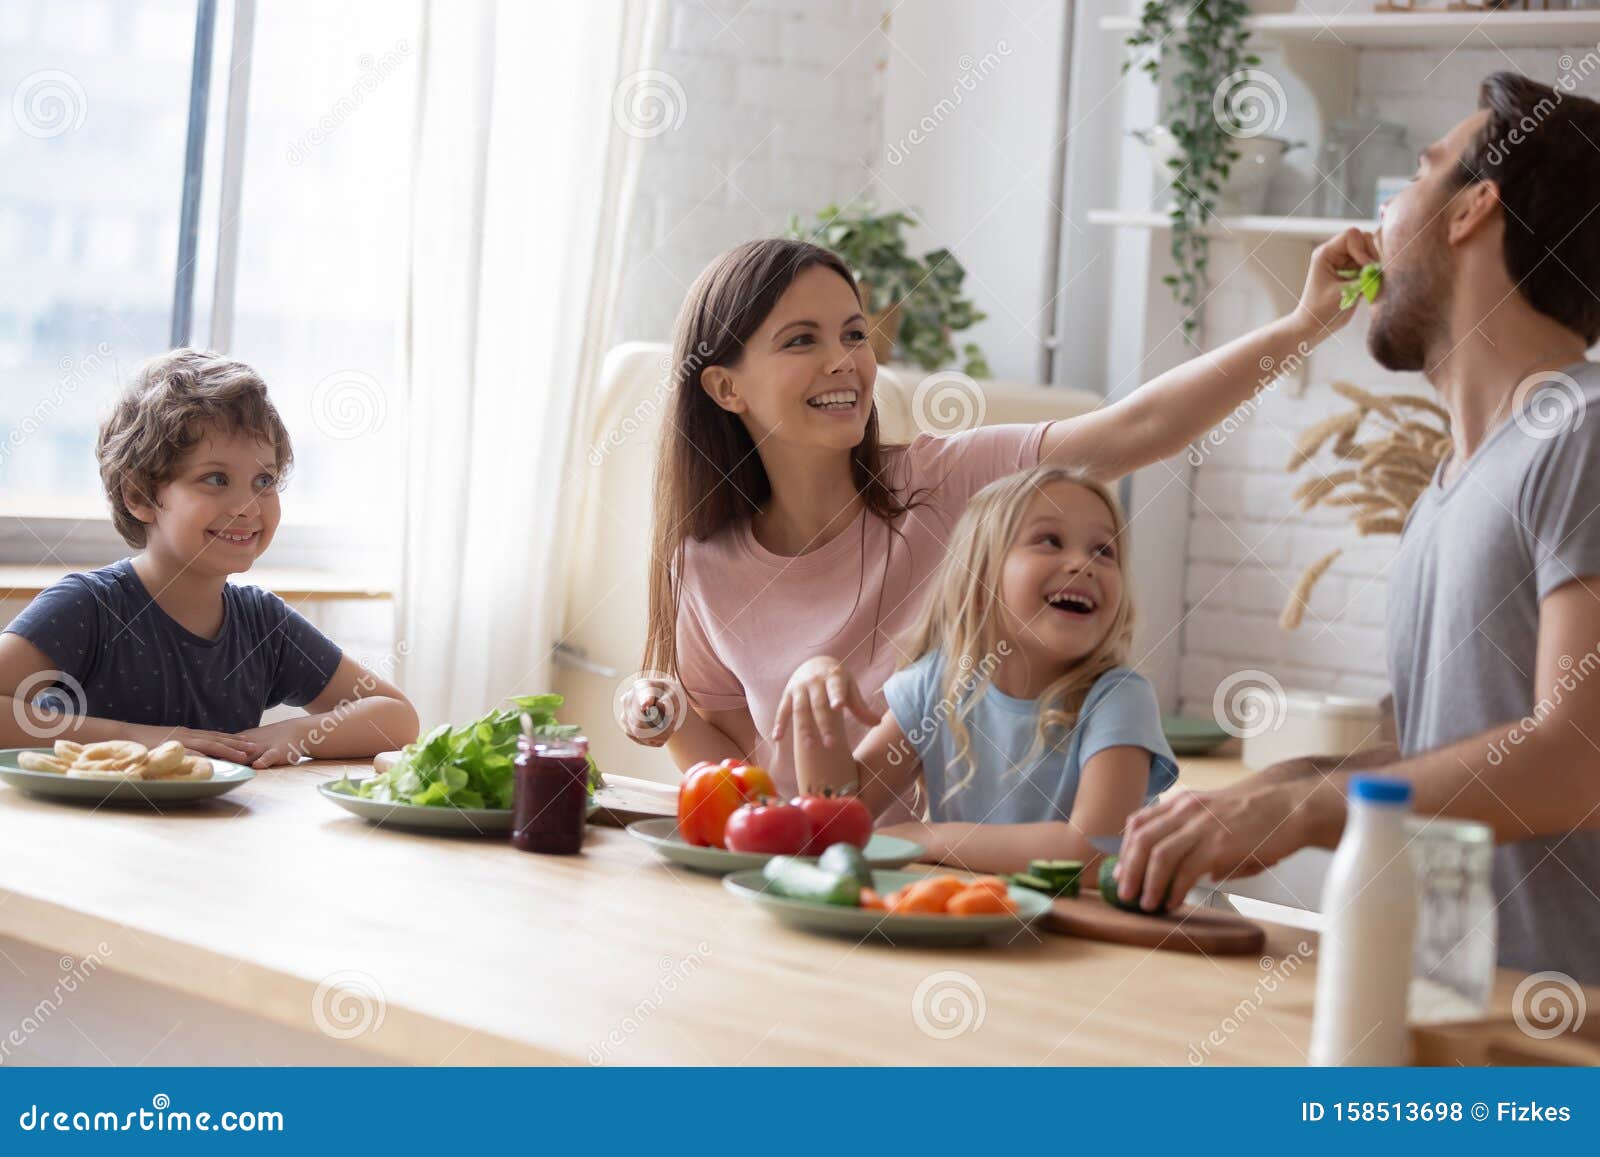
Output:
left=4, top=559, right=343, bottom=732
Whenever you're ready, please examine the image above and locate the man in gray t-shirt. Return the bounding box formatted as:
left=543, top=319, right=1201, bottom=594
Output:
left=1114, top=72, right=1600, bottom=986
left=1387, top=363, right=1600, bottom=980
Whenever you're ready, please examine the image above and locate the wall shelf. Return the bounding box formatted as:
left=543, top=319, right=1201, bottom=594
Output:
left=1086, top=208, right=1375, bottom=242
left=1099, top=10, right=1600, bottom=49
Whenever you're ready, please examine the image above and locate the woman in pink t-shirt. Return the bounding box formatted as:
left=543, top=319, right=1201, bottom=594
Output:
left=624, top=234, right=1367, bottom=809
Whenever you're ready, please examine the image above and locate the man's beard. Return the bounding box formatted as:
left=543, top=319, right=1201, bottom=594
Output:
left=1368, top=250, right=1451, bottom=373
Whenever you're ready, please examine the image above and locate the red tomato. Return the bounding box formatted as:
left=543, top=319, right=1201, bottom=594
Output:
left=677, top=759, right=775, bottom=848
left=791, top=790, right=873, bottom=855
left=724, top=797, right=812, bottom=856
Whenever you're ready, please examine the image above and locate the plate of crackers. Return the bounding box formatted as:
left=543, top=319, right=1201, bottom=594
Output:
left=0, top=740, right=254, bottom=805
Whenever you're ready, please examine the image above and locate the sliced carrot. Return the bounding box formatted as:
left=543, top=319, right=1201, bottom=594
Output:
left=948, top=886, right=1018, bottom=916
left=888, top=882, right=951, bottom=914
left=914, top=876, right=967, bottom=906
left=966, top=875, right=1011, bottom=895
left=859, top=888, right=887, bottom=910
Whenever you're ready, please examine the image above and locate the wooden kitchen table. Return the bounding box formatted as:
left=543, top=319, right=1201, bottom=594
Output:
left=0, top=758, right=1532, bottom=1066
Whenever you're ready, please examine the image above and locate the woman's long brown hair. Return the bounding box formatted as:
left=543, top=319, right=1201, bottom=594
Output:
left=642, top=238, right=922, bottom=687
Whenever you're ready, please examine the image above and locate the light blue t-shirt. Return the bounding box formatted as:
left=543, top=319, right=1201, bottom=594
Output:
left=883, top=654, right=1179, bottom=823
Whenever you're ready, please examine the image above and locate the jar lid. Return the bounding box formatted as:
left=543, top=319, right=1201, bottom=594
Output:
left=1351, top=775, right=1411, bottom=805
left=529, top=735, right=589, bottom=758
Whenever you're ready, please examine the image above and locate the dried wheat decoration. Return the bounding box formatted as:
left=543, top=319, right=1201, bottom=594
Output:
left=1280, top=382, right=1452, bottom=629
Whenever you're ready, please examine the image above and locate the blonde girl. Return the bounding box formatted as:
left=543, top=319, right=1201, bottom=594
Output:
left=792, top=465, right=1175, bottom=873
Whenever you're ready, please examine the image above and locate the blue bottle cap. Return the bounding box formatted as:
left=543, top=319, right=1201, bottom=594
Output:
left=1350, top=775, right=1411, bottom=805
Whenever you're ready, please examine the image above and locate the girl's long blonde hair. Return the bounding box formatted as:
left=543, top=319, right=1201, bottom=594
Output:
left=898, top=465, right=1136, bottom=799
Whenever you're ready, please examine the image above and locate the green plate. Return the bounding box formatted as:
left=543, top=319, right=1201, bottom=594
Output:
left=1161, top=714, right=1230, bottom=756
left=626, top=817, right=925, bottom=875
left=723, top=868, right=1051, bottom=946
left=318, top=778, right=596, bottom=835
left=0, top=748, right=254, bottom=806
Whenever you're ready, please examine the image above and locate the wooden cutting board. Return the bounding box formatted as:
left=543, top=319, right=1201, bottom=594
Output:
left=1043, top=892, right=1266, bottom=956
left=369, top=752, right=677, bottom=829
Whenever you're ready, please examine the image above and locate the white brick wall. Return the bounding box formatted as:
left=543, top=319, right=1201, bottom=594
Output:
left=1176, top=42, right=1600, bottom=718
left=611, top=0, right=888, bottom=344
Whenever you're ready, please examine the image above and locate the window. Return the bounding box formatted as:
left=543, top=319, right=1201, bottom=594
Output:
left=0, top=0, right=196, bottom=515
left=0, top=0, right=418, bottom=575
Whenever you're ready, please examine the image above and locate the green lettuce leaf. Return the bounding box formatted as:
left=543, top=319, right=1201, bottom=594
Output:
left=338, top=692, right=601, bottom=809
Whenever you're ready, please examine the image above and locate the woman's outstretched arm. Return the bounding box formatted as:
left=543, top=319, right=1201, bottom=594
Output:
left=1041, top=227, right=1381, bottom=480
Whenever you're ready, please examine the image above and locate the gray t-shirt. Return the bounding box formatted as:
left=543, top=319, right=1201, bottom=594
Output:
left=4, top=559, right=343, bottom=733
left=1388, top=359, right=1600, bottom=984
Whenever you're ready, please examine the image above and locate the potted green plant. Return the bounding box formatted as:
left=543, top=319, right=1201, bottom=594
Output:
left=1122, top=0, right=1260, bottom=344
left=787, top=204, right=991, bottom=377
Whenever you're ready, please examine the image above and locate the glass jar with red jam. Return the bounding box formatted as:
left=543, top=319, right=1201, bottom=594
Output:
left=511, top=733, right=589, bottom=855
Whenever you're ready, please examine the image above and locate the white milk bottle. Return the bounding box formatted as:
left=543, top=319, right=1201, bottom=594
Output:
left=1309, top=775, right=1417, bottom=1066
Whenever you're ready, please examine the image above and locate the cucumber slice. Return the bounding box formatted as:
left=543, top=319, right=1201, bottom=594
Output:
left=1029, top=859, right=1083, bottom=897
left=1008, top=872, right=1059, bottom=896
left=1029, top=859, right=1083, bottom=884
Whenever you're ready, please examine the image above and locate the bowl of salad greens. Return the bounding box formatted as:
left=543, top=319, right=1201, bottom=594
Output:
left=321, top=694, right=600, bottom=834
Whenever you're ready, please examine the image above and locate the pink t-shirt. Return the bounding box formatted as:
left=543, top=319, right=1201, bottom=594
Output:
left=674, top=422, right=1050, bottom=807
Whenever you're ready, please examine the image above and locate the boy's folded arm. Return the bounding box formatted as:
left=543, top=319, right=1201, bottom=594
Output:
left=247, top=654, right=419, bottom=764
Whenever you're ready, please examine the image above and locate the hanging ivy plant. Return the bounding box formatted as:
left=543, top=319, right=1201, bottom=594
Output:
left=1123, top=0, right=1259, bottom=344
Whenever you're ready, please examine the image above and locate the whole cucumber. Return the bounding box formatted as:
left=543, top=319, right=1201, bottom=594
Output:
left=817, top=842, right=873, bottom=892
left=1098, top=854, right=1171, bottom=915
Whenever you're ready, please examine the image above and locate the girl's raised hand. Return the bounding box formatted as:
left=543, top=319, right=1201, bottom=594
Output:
left=771, top=656, right=877, bottom=749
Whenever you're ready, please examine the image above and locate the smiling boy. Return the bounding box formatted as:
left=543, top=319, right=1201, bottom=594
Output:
left=0, top=349, right=418, bottom=767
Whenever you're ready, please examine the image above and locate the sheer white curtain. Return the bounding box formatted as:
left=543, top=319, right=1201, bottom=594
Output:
left=398, top=0, right=657, bottom=726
